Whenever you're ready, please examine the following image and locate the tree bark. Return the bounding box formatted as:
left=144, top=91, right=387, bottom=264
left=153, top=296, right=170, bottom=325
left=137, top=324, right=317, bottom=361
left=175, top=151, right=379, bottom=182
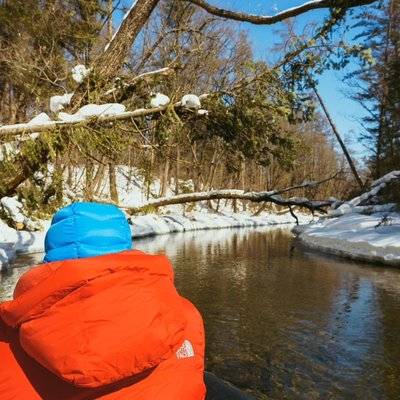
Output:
left=160, top=157, right=170, bottom=197
left=109, top=162, right=119, bottom=203
left=127, top=187, right=334, bottom=214
left=85, top=160, right=95, bottom=201
left=175, top=146, right=180, bottom=194
left=70, top=0, right=160, bottom=108
left=187, top=0, right=377, bottom=25
left=312, top=85, right=365, bottom=190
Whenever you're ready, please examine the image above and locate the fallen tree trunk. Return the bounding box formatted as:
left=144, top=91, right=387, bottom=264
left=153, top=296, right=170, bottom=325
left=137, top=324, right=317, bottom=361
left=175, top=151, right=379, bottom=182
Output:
left=327, top=170, right=400, bottom=217
left=312, top=84, right=364, bottom=190
left=70, top=0, right=161, bottom=109
left=126, top=175, right=339, bottom=214
left=127, top=189, right=335, bottom=214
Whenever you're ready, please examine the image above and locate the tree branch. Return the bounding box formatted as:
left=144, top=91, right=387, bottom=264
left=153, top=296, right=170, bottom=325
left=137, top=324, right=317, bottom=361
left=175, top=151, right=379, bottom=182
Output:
left=187, top=0, right=377, bottom=25
left=0, top=94, right=209, bottom=136
left=102, top=67, right=174, bottom=102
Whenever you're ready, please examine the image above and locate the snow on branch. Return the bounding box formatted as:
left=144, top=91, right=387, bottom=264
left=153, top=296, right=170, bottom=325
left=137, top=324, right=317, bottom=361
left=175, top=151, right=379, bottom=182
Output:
left=188, top=0, right=377, bottom=25
left=0, top=95, right=207, bottom=137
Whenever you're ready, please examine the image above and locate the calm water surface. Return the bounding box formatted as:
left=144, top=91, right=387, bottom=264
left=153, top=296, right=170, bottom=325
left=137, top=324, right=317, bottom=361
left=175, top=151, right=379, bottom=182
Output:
left=1, top=227, right=400, bottom=399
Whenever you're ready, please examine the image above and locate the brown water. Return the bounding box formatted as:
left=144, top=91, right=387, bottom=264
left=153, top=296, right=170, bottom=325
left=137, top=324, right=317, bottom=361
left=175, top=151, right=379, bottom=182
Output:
left=2, top=227, right=400, bottom=399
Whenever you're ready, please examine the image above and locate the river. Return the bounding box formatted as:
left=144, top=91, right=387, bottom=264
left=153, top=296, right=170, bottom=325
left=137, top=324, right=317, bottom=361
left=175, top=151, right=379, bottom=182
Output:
left=1, top=227, right=400, bottom=399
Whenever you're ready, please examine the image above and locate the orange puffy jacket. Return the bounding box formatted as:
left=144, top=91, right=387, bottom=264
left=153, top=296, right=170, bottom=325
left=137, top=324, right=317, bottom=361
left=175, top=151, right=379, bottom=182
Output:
left=0, top=250, right=206, bottom=400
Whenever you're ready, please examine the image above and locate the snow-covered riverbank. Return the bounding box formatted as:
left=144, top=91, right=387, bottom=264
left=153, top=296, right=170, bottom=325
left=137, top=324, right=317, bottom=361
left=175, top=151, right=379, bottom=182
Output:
left=0, top=210, right=311, bottom=271
left=294, top=212, right=400, bottom=266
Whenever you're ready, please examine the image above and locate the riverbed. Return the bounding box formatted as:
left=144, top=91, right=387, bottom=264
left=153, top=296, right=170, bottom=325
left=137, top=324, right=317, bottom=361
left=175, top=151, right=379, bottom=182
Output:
left=1, top=227, right=400, bottom=399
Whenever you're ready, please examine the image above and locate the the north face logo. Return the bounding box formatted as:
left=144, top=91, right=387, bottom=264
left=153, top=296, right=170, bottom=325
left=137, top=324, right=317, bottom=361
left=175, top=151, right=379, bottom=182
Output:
left=176, top=340, right=195, bottom=359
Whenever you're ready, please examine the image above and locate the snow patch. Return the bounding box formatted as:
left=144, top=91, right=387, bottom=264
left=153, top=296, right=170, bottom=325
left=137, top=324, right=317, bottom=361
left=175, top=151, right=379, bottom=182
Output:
left=150, top=93, right=170, bottom=108
left=129, top=211, right=311, bottom=239
left=57, top=103, right=126, bottom=122
left=71, top=64, right=90, bottom=83
left=28, top=112, right=52, bottom=125
left=50, top=93, right=73, bottom=113
left=76, top=103, right=126, bottom=117
left=0, top=197, right=43, bottom=231
left=1, top=197, right=25, bottom=224
left=181, top=94, right=201, bottom=109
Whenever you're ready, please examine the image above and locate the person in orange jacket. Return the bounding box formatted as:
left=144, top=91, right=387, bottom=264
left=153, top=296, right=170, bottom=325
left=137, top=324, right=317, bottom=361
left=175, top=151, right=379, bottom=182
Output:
left=0, top=202, right=206, bottom=400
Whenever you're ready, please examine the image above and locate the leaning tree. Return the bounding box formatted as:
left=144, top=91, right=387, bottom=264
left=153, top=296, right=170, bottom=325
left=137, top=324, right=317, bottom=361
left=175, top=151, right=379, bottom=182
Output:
left=0, top=0, right=379, bottom=203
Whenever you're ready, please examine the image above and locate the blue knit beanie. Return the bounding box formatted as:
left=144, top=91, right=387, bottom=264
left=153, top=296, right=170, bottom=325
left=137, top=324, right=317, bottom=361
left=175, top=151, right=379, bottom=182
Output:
left=44, top=202, right=132, bottom=263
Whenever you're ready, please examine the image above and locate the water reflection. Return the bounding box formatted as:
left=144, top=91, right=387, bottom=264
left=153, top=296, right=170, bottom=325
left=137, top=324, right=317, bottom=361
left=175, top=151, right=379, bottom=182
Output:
left=2, top=227, right=400, bottom=399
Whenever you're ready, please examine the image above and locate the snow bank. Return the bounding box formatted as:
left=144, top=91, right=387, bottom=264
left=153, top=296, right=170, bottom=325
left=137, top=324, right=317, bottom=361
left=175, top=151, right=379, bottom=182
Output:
left=0, top=196, right=43, bottom=230
left=0, top=219, right=47, bottom=269
left=0, top=211, right=310, bottom=271
left=129, top=211, right=306, bottom=239
left=294, top=212, right=400, bottom=266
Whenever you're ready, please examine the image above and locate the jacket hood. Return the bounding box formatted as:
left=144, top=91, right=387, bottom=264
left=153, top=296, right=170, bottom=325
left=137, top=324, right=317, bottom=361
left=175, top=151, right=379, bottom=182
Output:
left=44, top=202, right=132, bottom=263
left=0, top=251, right=187, bottom=388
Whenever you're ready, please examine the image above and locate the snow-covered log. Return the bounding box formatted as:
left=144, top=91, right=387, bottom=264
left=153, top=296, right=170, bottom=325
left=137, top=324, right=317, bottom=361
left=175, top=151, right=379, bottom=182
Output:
left=127, top=189, right=334, bottom=214
left=126, top=175, right=340, bottom=213
left=329, top=171, right=400, bottom=216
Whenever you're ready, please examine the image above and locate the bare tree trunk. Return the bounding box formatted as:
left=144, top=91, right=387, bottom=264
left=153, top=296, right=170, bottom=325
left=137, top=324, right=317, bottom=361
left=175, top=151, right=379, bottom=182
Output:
left=107, top=0, right=114, bottom=40
left=71, top=0, right=160, bottom=109
left=85, top=161, right=95, bottom=201
left=67, top=164, right=73, bottom=188
left=53, top=154, right=64, bottom=204
left=160, top=158, right=170, bottom=197
left=241, top=160, right=247, bottom=211
left=97, top=0, right=159, bottom=80
left=312, top=85, right=364, bottom=189
left=205, top=148, right=218, bottom=190
left=146, top=149, right=155, bottom=200
left=109, top=162, right=119, bottom=203
left=93, top=162, right=106, bottom=195
left=175, top=146, right=180, bottom=194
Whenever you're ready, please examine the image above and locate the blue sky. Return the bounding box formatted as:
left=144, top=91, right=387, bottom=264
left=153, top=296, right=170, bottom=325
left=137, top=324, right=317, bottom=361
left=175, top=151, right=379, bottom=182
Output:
left=116, top=0, right=372, bottom=160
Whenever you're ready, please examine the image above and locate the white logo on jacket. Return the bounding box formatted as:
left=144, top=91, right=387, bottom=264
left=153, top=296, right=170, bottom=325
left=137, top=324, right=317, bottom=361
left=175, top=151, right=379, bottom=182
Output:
left=176, top=340, right=195, bottom=359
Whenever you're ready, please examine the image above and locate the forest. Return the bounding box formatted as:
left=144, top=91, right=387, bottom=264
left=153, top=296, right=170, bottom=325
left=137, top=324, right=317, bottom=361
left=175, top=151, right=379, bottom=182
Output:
left=0, top=0, right=398, bottom=220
